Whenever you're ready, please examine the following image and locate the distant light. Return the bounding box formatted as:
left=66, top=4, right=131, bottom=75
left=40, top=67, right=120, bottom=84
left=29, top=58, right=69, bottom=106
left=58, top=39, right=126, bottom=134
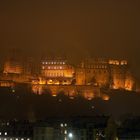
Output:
left=64, top=123, right=67, bottom=127
left=21, top=138, right=24, bottom=140
left=60, top=123, right=64, bottom=127
left=0, top=132, right=1, bottom=135
left=68, top=133, right=73, bottom=138
left=58, top=99, right=62, bottom=102
left=15, top=138, right=18, bottom=140
left=4, top=138, right=7, bottom=140
left=52, top=94, right=57, bottom=97
left=5, top=132, right=7, bottom=135
left=27, top=138, right=30, bottom=140
left=12, top=89, right=15, bottom=93
left=64, top=130, right=67, bottom=134
left=91, top=106, right=94, bottom=109
left=70, top=96, right=74, bottom=99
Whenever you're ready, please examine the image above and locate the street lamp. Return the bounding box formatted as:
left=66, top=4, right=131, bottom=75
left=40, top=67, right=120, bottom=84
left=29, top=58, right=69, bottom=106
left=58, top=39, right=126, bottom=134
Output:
left=68, top=133, right=73, bottom=139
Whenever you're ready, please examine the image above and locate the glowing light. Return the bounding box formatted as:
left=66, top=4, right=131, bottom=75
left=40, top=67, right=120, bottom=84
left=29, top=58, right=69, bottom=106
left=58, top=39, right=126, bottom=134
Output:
left=102, top=95, right=110, bottom=101
left=52, top=94, right=57, bottom=97
left=60, top=123, right=64, bottom=127
left=64, top=123, right=67, bottom=127
left=68, top=133, right=73, bottom=138
left=69, top=96, right=74, bottom=99
left=5, top=132, right=7, bottom=135
left=64, top=130, right=67, bottom=134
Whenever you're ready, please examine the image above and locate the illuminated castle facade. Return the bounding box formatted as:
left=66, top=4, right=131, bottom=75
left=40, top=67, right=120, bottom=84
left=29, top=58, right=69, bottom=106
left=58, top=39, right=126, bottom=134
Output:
left=0, top=51, right=138, bottom=93
left=40, top=58, right=74, bottom=85
left=76, top=59, right=135, bottom=91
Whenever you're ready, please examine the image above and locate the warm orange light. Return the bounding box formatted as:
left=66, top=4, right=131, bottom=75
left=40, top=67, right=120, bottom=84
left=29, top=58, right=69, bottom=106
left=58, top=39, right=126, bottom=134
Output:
left=52, top=94, right=57, bottom=97
left=102, top=95, right=110, bottom=101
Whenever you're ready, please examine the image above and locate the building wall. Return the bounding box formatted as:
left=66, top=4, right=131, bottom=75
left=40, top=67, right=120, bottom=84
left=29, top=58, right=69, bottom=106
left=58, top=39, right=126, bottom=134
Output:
left=75, top=59, right=136, bottom=91
left=41, top=59, right=74, bottom=78
left=3, top=61, right=23, bottom=74
left=75, top=59, right=110, bottom=86
left=33, top=127, right=54, bottom=140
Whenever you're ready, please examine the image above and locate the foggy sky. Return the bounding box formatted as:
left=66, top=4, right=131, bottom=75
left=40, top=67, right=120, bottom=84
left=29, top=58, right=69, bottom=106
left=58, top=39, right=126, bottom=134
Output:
left=0, top=0, right=140, bottom=78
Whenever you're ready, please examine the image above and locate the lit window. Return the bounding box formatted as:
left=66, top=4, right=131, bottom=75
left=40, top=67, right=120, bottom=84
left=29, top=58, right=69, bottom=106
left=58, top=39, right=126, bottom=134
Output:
left=64, top=130, right=67, bottom=134
left=51, top=62, right=53, bottom=64
left=27, top=138, right=30, bottom=140
left=42, top=62, right=44, bottom=64
left=54, top=62, right=56, bottom=64
left=15, top=138, right=18, bottom=140
left=4, top=138, right=7, bottom=140
left=46, top=62, right=47, bottom=64
left=64, top=123, right=67, bottom=127
left=21, top=139, right=24, bottom=140
left=63, top=62, right=65, bottom=64
left=60, top=66, right=62, bottom=69
left=5, top=132, right=7, bottom=135
left=48, top=66, right=50, bottom=69
left=60, top=123, right=63, bottom=127
left=10, top=139, right=12, bottom=140
left=0, top=132, right=1, bottom=135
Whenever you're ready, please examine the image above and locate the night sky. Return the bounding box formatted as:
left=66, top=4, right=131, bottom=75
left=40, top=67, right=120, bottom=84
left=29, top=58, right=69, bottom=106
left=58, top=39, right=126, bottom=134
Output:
left=0, top=0, right=140, bottom=79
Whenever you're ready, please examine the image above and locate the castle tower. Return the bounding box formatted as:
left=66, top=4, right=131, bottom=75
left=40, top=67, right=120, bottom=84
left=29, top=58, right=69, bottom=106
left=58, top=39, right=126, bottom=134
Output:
left=3, top=48, right=23, bottom=74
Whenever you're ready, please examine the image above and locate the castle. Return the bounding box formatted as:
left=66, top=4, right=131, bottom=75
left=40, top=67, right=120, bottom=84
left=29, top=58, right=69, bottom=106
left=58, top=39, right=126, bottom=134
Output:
left=0, top=50, right=139, bottom=99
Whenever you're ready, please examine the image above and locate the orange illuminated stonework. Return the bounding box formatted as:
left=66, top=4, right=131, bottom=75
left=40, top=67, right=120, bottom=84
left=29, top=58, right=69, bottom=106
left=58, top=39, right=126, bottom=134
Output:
left=0, top=57, right=139, bottom=94
left=40, top=58, right=75, bottom=85
left=3, top=61, right=23, bottom=74
left=75, top=59, right=136, bottom=91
